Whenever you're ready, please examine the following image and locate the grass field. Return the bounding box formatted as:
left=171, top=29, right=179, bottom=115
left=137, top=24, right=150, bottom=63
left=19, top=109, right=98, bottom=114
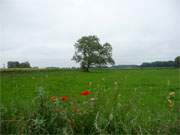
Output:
left=0, top=68, right=180, bottom=134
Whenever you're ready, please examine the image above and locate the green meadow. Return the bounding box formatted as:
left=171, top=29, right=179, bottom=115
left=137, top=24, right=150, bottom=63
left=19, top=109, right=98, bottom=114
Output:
left=0, top=68, right=180, bottom=134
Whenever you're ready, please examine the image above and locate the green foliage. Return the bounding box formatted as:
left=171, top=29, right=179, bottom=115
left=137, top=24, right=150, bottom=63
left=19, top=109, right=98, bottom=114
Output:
left=0, top=69, right=180, bottom=134
left=72, top=35, right=115, bottom=71
left=174, top=56, right=180, bottom=68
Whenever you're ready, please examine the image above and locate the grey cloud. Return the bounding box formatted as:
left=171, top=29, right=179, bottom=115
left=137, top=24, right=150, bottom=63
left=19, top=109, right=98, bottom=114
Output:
left=0, top=0, right=179, bottom=67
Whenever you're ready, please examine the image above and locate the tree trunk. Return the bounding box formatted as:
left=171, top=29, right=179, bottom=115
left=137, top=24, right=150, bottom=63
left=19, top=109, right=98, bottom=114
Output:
left=81, top=64, right=89, bottom=72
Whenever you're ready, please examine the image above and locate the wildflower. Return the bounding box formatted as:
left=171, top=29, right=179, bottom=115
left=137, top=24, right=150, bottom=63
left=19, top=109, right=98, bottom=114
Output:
left=167, top=99, right=175, bottom=108
left=114, top=81, right=118, bottom=85
left=88, top=82, right=92, bottom=86
left=167, top=99, right=173, bottom=104
left=168, top=101, right=174, bottom=108
left=90, top=97, right=96, bottom=101
left=169, top=91, right=175, bottom=97
left=50, top=96, right=57, bottom=102
left=60, top=96, right=69, bottom=101
left=81, top=90, right=92, bottom=96
left=109, top=113, right=113, bottom=121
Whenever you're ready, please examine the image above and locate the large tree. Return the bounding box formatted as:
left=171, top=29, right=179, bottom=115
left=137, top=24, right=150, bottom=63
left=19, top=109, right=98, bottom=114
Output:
left=72, top=35, right=115, bottom=71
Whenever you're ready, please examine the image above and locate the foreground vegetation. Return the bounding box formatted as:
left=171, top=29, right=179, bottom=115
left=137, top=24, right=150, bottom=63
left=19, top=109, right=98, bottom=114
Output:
left=0, top=68, right=180, bottom=134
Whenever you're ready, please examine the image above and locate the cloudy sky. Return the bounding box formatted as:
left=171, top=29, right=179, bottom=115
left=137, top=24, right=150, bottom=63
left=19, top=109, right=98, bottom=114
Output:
left=0, top=0, right=179, bottom=67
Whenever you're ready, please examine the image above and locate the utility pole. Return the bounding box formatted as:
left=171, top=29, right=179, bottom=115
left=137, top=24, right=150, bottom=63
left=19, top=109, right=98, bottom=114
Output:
left=3, top=63, right=5, bottom=69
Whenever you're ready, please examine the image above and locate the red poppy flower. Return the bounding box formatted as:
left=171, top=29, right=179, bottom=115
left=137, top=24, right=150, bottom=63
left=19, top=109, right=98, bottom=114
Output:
left=50, top=96, right=57, bottom=102
left=60, top=96, right=69, bottom=101
left=80, top=90, right=92, bottom=96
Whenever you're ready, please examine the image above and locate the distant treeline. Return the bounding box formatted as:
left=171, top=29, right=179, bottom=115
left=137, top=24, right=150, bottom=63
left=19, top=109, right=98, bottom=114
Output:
left=113, top=56, right=180, bottom=68
left=112, top=65, right=139, bottom=69
left=7, top=61, right=31, bottom=68
left=5, top=56, right=180, bottom=69
left=140, top=61, right=175, bottom=67
left=141, top=56, right=180, bottom=68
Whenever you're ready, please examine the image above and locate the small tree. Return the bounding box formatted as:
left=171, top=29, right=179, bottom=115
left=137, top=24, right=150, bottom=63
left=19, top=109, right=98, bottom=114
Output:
left=7, top=61, right=20, bottom=68
left=19, top=62, right=31, bottom=68
left=7, top=61, right=31, bottom=68
left=175, top=56, right=180, bottom=68
left=72, top=35, right=115, bottom=71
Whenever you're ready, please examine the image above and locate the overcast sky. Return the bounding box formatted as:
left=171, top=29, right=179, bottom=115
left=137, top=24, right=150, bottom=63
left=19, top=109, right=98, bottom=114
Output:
left=0, top=0, right=179, bottom=67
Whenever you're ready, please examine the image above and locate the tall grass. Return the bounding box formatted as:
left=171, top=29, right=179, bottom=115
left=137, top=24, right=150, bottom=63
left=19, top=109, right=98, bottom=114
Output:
left=1, top=81, right=179, bottom=134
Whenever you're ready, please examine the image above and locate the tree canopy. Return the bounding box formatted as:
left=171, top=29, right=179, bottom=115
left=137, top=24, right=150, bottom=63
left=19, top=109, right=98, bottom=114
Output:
left=72, top=35, right=115, bottom=71
left=175, top=56, right=180, bottom=68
